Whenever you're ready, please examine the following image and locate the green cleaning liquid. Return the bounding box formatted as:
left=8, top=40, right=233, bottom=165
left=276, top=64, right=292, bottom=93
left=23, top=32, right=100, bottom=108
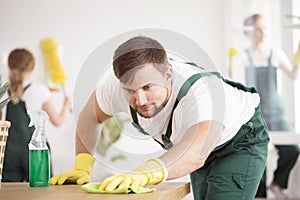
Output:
left=28, top=110, right=50, bottom=187
left=29, top=149, right=50, bottom=187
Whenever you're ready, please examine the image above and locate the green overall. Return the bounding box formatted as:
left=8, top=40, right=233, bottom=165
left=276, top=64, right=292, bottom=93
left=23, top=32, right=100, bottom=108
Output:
left=245, top=50, right=299, bottom=193
left=130, top=69, right=269, bottom=200
left=2, top=85, right=52, bottom=182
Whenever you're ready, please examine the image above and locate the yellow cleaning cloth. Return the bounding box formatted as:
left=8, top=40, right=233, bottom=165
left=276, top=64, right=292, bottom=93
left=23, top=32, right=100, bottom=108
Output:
left=81, top=182, right=156, bottom=194
left=40, top=38, right=67, bottom=85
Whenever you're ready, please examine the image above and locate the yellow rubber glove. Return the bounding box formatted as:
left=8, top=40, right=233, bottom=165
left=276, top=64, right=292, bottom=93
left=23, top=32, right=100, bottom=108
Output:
left=99, top=159, right=167, bottom=192
left=50, top=153, right=95, bottom=185
left=292, top=42, right=300, bottom=66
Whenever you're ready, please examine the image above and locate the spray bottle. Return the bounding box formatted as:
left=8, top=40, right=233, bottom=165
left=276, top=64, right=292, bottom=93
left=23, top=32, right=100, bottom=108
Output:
left=28, top=110, right=50, bottom=187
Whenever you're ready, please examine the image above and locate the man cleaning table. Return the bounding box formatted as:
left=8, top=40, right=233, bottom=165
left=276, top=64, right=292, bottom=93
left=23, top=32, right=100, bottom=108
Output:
left=51, top=36, right=269, bottom=200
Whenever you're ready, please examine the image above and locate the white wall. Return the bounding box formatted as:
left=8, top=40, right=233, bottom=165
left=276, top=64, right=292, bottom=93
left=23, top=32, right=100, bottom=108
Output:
left=0, top=0, right=227, bottom=180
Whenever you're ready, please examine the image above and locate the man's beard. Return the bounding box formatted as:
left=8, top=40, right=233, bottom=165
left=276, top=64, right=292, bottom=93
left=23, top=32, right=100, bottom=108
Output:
left=137, top=104, right=164, bottom=118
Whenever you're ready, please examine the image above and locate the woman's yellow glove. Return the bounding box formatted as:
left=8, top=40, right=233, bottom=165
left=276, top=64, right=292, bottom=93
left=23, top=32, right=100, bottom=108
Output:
left=99, top=159, right=167, bottom=192
left=50, top=153, right=95, bottom=185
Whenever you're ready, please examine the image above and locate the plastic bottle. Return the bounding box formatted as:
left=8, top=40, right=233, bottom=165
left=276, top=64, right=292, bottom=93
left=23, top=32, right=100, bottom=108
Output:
left=28, top=110, right=50, bottom=187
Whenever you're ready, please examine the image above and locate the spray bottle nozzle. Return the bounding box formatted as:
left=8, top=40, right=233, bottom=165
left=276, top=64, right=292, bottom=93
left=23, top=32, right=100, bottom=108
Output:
left=28, top=110, right=49, bottom=128
left=28, top=110, right=49, bottom=149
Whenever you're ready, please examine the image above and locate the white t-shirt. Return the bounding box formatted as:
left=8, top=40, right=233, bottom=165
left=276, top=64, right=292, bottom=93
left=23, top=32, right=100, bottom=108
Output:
left=21, top=81, right=51, bottom=112
left=96, top=59, right=260, bottom=147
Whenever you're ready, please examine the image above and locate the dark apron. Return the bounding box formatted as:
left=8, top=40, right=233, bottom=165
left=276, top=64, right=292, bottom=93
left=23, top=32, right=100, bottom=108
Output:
left=3, top=85, right=34, bottom=181
left=245, top=50, right=299, bottom=190
left=245, top=50, right=291, bottom=131
left=2, top=85, right=52, bottom=182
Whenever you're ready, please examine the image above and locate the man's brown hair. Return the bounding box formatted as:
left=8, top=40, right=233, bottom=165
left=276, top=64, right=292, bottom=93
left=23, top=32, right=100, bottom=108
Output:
left=113, top=36, right=170, bottom=83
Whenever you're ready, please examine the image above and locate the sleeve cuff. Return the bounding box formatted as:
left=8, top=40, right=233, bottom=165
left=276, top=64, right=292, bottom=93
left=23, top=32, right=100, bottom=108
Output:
left=147, top=158, right=168, bottom=182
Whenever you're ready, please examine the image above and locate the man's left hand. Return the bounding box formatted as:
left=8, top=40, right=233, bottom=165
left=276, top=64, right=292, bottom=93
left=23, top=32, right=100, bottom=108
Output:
left=98, top=159, right=166, bottom=192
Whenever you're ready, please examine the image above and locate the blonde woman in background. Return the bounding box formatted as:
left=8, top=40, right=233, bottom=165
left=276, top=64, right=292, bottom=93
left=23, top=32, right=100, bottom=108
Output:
left=2, top=48, right=72, bottom=182
left=233, top=14, right=299, bottom=199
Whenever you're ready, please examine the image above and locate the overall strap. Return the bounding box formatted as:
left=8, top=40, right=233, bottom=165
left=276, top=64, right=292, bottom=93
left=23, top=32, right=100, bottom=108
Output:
left=130, top=107, right=166, bottom=148
left=23, top=84, right=31, bottom=91
left=130, top=71, right=220, bottom=150
left=245, top=49, right=255, bottom=67
left=267, top=50, right=273, bottom=66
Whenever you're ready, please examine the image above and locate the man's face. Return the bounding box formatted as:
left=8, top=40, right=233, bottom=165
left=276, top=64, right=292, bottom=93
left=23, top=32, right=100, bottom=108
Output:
left=120, top=63, right=172, bottom=118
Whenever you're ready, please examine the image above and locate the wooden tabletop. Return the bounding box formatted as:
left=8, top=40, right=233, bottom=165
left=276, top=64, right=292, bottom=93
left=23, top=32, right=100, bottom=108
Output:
left=0, top=182, right=190, bottom=200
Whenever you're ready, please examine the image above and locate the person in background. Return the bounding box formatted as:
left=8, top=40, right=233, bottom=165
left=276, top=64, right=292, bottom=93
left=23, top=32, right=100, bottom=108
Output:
left=51, top=36, right=269, bottom=200
left=232, top=13, right=300, bottom=198
left=2, top=48, right=72, bottom=182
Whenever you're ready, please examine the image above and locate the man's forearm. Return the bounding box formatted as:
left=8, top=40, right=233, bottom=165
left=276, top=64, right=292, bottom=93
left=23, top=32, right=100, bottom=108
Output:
left=76, top=132, right=91, bottom=154
left=160, top=121, right=222, bottom=180
left=76, top=92, right=102, bottom=155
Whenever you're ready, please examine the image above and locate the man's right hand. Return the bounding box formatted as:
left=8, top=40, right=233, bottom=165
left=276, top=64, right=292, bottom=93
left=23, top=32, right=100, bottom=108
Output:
left=50, top=153, right=95, bottom=185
